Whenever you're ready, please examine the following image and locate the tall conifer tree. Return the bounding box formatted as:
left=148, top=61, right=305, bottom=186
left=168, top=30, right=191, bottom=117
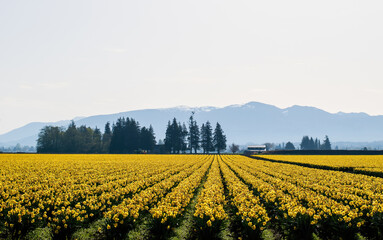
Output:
left=213, top=122, right=227, bottom=154
left=64, top=121, right=79, bottom=153
left=102, top=122, right=112, bottom=153
left=188, top=113, right=200, bottom=153
left=322, top=135, right=332, bottom=150
left=201, top=121, right=214, bottom=153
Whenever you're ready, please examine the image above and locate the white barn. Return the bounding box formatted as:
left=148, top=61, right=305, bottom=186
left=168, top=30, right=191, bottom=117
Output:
left=244, top=145, right=267, bottom=155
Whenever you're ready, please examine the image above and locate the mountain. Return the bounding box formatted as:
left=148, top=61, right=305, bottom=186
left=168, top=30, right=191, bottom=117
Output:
left=1, top=102, right=383, bottom=147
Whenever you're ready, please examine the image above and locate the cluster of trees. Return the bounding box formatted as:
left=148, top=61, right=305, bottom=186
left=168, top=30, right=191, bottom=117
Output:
left=110, top=118, right=156, bottom=153
left=37, top=118, right=156, bottom=153
left=300, top=135, right=331, bottom=150
left=37, top=122, right=105, bottom=153
left=164, top=119, right=188, bottom=153
left=164, top=114, right=227, bottom=154
left=37, top=114, right=227, bottom=154
left=285, top=142, right=296, bottom=150
left=273, top=136, right=332, bottom=151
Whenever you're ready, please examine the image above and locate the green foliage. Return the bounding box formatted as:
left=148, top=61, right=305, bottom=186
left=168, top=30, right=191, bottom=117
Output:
left=201, top=121, right=214, bottom=153
left=300, top=135, right=331, bottom=150
left=188, top=113, right=200, bottom=153
left=102, top=122, right=112, bottom=153
left=37, top=121, right=102, bottom=153
left=71, top=219, right=107, bottom=240
left=164, top=118, right=188, bottom=153
left=25, top=227, right=52, bottom=240
left=322, top=135, right=332, bottom=150
left=213, top=123, right=227, bottom=154
left=37, top=118, right=156, bottom=154
left=285, top=142, right=295, bottom=150
left=140, top=125, right=157, bottom=152
left=37, top=126, right=63, bottom=153
left=110, top=117, right=140, bottom=153
left=109, top=117, right=156, bottom=153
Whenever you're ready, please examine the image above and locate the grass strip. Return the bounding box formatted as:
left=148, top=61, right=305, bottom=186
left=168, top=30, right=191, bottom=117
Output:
left=70, top=219, right=107, bottom=240
left=25, top=227, right=52, bottom=240
left=169, top=160, right=212, bottom=240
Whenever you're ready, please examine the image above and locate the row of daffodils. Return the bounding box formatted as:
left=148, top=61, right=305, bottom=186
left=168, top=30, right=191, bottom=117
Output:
left=262, top=155, right=383, bottom=174
left=193, top=156, right=228, bottom=233
left=1, top=154, right=383, bottom=239
left=223, top=155, right=383, bottom=239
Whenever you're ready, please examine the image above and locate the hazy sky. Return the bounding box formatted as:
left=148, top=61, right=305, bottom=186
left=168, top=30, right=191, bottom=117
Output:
left=1, top=0, right=383, bottom=134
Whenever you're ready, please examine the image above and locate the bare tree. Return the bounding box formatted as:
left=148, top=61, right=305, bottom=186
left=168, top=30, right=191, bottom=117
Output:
left=229, top=143, right=240, bottom=154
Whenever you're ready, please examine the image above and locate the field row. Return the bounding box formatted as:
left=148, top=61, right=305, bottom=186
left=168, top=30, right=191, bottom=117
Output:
left=0, top=155, right=210, bottom=239
left=223, top=155, right=383, bottom=239
left=259, top=154, right=383, bottom=174
left=1, top=154, right=383, bottom=239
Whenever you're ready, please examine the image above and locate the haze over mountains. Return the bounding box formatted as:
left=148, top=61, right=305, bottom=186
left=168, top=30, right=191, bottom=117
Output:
left=1, top=102, right=383, bottom=148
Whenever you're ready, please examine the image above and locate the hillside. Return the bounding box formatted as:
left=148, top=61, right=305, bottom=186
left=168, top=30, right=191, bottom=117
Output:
left=1, top=102, right=383, bottom=147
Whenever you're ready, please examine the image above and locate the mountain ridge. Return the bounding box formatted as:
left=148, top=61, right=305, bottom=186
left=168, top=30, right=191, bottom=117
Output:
left=1, top=102, right=383, bottom=147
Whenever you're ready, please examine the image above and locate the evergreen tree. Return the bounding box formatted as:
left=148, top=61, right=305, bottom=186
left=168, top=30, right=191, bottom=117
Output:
left=77, top=125, right=93, bottom=153
left=175, top=121, right=183, bottom=153
left=322, top=135, right=332, bottom=150
left=110, top=118, right=125, bottom=153
left=201, top=121, right=214, bottom=153
left=109, top=118, right=143, bottom=153
left=92, top=127, right=102, bottom=153
left=172, top=119, right=180, bottom=153
left=213, top=122, right=227, bottom=154
left=164, top=118, right=180, bottom=153
left=200, top=123, right=206, bottom=153
left=300, top=136, right=310, bottom=150
left=309, top=137, right=315, bottom=150
left=206, top=122, right=214, bottom=152
left=301, top=136, right=316, bottom=150
left=285, top=141, right=295, bottom=150
left=301, top=135, right=331, bottom=150
left=63, top=121, right=80, bottom=153
left=102, top=122, right=112, bottom=153
left=140, top=125, right=156, bottom=152
left=123, top=118, right=141, bottom=153
left=164, top=118, right=189, bottom=154
left=164, top=121, right=173, bottom=153
left=181, top=123, right=188, bottom=153
left=188, top=113, right=200, bottom=153
left=149, top=125, right=156, bottom=150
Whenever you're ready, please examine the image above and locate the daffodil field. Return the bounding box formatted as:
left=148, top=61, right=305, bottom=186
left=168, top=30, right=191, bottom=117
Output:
left=259, top=155, right=383, bottom=174
left=1, top=154, right=383, bottom=239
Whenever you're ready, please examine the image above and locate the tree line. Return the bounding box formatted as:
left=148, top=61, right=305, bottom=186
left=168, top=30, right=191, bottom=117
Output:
left=37, top=118, right=156, bottom=154
left=300, top=135, right=331, bottom=150
left=270, top=135, right=332, bottom=151
left=37, top=122, right=105, bottom=153
left=164, top=114, right=227, bottom=154
left=37, top=114, right=227, bottom=154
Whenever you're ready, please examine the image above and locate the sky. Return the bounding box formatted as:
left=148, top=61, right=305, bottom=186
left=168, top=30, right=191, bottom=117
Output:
left=1, top=0, right=383, bottom=134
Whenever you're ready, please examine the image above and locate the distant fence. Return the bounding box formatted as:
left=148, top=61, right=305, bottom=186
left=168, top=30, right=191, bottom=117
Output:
left=260, top=150, right=383, bottom=155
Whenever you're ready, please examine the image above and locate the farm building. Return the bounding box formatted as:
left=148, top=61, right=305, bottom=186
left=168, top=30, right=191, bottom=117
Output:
left=244, top=145, right=267, bottom=155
